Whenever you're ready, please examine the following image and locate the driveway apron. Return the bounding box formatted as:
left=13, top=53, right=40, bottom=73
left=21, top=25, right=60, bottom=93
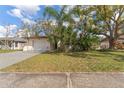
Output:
left=0, top=51, right=40, bottom=69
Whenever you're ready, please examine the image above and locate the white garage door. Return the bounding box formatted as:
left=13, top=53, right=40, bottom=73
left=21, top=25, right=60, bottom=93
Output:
left=33, top=39, right=50, bottom=52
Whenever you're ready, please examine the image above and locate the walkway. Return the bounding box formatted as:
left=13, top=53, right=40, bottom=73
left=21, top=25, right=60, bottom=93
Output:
left=0, top=72, right=124, bottom=88
left=0, top=51, right=40, bottom=69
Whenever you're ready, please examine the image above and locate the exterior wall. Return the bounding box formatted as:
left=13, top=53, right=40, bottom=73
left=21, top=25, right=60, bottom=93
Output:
left=117, top=39, right=124, bottom=43
left=23, top=39, right=33, bottom=51
left=100, top=39, right=124, bottom=49
left=100, top=41, right=109, bottom=49
left=13, top=42, right=25, bottom=50
left=23, top=38, right=51, bottom=52
left=100, top=35, right=124, bottom=49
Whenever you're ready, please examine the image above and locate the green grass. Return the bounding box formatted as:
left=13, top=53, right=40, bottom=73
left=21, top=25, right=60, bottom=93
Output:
left=0, top=50, right=21, bottom=53
left=0, top=50, right=124, bottom=72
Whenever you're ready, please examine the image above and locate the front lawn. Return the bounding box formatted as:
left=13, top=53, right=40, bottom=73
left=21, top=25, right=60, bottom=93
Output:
left=0, top=51, right=124, bottom=72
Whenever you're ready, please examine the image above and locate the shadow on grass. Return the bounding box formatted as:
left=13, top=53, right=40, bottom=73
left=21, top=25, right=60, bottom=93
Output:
left=64, top=51, right=108, bottom=58
left=65, top=52, right=88, bottom=58
left=42, top=50, right=124, bottom=62
left=65, top=51, right=124, bottom=62
left=41, top=50, right=62, bottom=55
left=100, top=52, right=124, bottom=62
left=114, top=57, right=124, bottom=62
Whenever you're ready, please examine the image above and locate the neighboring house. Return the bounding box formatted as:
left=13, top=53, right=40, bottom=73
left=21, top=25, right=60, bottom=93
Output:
left=0, top=37, right=26, bottom=50
left=100, top=35, right=124, bottom=49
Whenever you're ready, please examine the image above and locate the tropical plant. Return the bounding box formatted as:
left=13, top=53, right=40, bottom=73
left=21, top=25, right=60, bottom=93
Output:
left=43, top=6, right=75, bottom=51
left=71, top=5, right=99, bottom=51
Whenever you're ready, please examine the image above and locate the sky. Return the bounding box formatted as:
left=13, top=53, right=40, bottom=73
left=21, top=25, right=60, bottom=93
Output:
left=0, top=5, right=60, bottom=37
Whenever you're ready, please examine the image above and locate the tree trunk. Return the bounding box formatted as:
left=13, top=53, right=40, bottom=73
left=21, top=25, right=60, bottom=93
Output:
left=109, top=28, right=114, bottom=49
left=109, top=38, right=115, bottom=49
left=54, top=42, right=57, bottom=50
left=109, top=27, right=118, bottom=49
left=54, top=37, right=58, bottom=50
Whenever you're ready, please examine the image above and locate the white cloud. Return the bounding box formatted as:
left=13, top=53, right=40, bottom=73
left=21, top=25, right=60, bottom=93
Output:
left=21, top=18, right=36, bottom=25
left=7, top=25, right=17, bottom=31
left=64, top=5, right=75, bottom=13
left=13, top=5, right=40, bottom=15
left=0, top=25, right=17, bottom=37
left=73, top=17, right=80, bottom=22
left=7, top=5, right=41, bottom=25
left=7, top=9, right=23, bottom=18
left=45, top=5, right=54, bottom=8
left=63, top=22, right=69, bottom=27
left=0, top=26, right=6, bottom=37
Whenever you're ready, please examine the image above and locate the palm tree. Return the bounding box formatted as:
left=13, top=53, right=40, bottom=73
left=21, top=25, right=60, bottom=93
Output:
left=43, top=6, right=75, bottom=51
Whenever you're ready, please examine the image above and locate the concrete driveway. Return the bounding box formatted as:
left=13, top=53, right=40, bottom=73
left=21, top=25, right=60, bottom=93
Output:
left=0, top=51, right=40, bottom=69
left=0, top=72, right=124, bottom=88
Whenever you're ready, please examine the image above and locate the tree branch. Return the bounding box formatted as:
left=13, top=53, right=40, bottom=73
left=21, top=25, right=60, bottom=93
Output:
left=97, top=32, right=110, bottom=38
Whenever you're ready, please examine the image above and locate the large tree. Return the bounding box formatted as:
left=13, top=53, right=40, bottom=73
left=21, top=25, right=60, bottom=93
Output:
left=94, top=5, right=124, bottom=49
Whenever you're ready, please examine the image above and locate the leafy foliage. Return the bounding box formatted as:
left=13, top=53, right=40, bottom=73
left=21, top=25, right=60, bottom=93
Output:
left=21, top=5, right=124, bottom=52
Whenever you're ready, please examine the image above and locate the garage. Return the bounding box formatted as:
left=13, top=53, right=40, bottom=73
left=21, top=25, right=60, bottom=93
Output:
left=23, top=36, right=51, bottom=52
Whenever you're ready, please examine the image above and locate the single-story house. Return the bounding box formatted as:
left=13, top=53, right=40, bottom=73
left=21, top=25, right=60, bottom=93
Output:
left=100, top=35, right=124, bottom=49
